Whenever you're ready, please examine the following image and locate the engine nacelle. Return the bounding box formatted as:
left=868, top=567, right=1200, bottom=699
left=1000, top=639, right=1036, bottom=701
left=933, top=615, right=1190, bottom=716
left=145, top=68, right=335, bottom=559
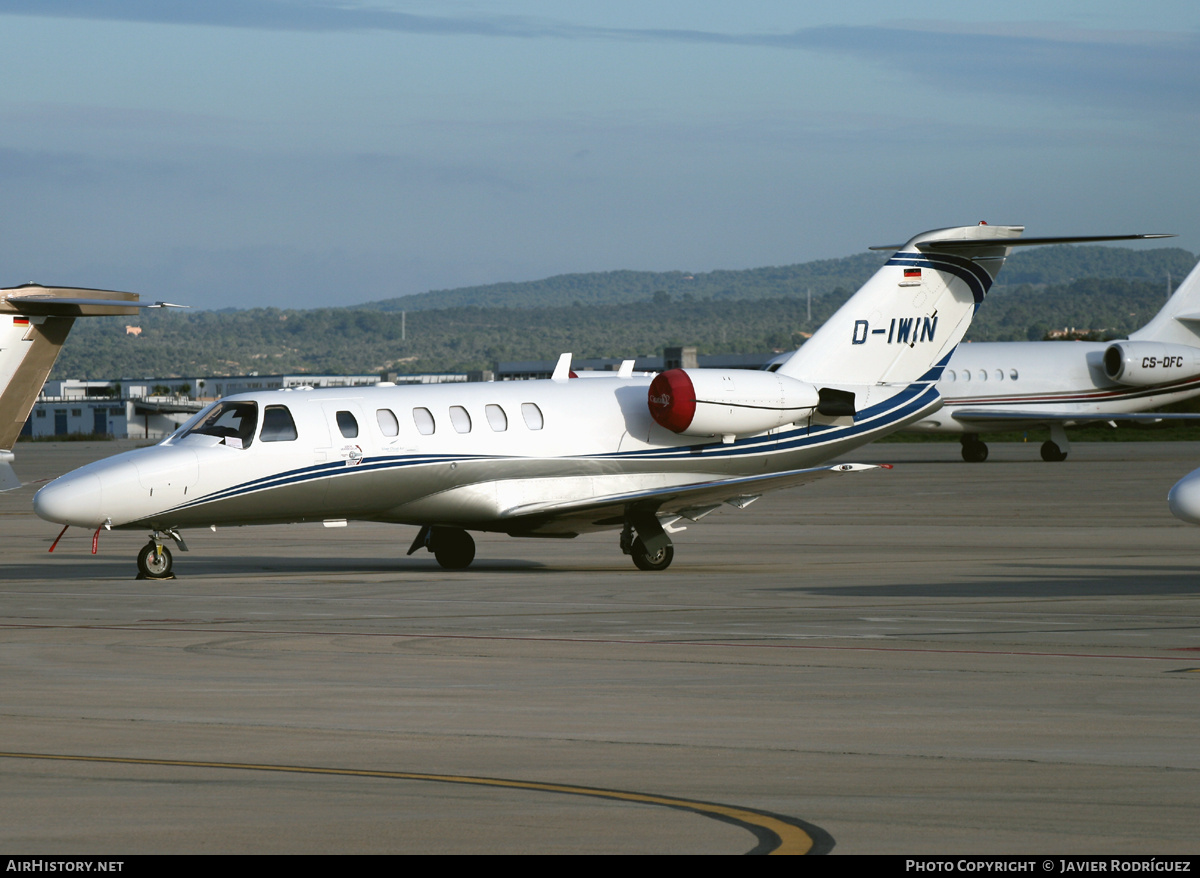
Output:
left=647, top=369, right=821, bottom=438
left=1102, top=342, right=1200, bottom=386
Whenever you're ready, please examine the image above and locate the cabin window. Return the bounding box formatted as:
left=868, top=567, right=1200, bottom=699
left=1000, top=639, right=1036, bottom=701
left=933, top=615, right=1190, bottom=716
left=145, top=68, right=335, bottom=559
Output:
left=485, top=404, right=508, bottom=432
left=413, top=407, right=435, bottom=435
left=182, top=400, right=259, bottom=449
left=521, top=402, right=544, bottom=431
left=1010, top=369, right=1019, bottom=380
left=260, top=405, right=298, bottom=442
left=336, top=410, right=359, bottom=439
left=994, top=369, right=1004, bottom=381
left=944, top=371, right=956, bottom=383
left=377, top=408, right=399, bottom=437
left=450, top=405, right=472, bottom=433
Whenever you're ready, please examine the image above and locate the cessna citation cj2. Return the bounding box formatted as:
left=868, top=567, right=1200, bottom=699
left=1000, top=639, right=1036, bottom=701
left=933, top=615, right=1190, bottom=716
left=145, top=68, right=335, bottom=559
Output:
left=33, top=225, right=1162, bottom=578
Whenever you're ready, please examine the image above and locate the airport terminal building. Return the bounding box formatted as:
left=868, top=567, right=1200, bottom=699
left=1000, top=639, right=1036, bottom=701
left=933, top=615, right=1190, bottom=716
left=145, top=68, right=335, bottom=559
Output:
left=25, top=347, right=775, bottom=440
left=24, top=372, right=472, bottom=440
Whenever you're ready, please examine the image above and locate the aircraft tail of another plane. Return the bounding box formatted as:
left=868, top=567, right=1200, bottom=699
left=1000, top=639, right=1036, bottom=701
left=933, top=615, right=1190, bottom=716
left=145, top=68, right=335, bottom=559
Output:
left=778, top=223, right=1025, bottom=387
left=1129, top=256, right=1200, bottom=346
left=0, top=285, right=147, bottom=457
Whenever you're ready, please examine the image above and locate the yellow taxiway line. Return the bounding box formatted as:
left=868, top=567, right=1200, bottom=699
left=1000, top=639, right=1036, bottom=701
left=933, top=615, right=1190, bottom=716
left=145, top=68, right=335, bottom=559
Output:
left=0, top=751, right=826, bottom=854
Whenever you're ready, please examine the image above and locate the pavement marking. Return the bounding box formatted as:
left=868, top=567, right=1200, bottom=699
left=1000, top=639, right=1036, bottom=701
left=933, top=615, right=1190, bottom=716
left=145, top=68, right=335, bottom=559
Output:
left=1, top=621, right=1195, bottom=662
left=0, top=751, right=830, bottom=855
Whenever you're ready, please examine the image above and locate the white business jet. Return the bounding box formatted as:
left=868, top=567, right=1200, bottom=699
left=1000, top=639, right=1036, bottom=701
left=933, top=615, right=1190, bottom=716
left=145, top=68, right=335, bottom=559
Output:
left=0, top=284, right=179, bottom=490
left=33, top=225, right=1160, bottom=578
left=902, top=251, right=1199, bottom=462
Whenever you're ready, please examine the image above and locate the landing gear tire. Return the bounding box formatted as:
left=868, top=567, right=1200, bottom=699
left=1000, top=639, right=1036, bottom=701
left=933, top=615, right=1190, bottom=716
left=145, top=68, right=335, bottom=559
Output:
left=961, top=438, right=989, bottom=463
left=431, top=527, right=476, bottom=570
left=1040, top=441, right=1067, bottom=462
left=137, top=542, right=174, bottom=579
left=631, top=538, right=674, bottom=572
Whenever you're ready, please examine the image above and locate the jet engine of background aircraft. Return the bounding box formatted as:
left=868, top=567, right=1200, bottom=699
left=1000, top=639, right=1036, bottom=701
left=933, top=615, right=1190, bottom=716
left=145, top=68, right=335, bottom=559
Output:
left=647, top=369, right=822, bottom=439
left=1102, top=342, right=1200, bottom=386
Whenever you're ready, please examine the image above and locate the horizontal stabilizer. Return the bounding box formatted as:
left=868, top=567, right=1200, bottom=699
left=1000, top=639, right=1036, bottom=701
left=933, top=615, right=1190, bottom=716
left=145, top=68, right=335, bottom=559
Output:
left=870, top=233, right=1173, bottom=252
left=2, top=285, right=185, bottom=317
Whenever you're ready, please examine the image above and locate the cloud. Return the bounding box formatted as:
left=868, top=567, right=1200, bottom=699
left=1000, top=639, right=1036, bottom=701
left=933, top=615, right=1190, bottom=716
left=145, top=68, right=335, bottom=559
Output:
left=778, top=23, right=1200, bottom=117
left=4, top=4, right=1196, bottom=116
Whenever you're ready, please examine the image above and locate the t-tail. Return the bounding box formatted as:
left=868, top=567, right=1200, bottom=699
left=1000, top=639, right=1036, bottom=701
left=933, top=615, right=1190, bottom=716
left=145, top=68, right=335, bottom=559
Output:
left=778, top=225, right=1174, bottom=394
left=0, top=285, right=180, bottom=490
left=778, top=223, right=1027, bottom=388
left=645, top=225, right=1167, bottom=444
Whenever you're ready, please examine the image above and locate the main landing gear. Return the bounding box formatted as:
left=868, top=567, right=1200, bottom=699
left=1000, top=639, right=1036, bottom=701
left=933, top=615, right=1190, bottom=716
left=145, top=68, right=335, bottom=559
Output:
left=960, top=434, right=989, bottom=463
left=1040, top=440, right=1067, bottom=462
left=620, top=515, right=674, bottom=571
left=408, top=525, right=477, bottom=569
left=960, top=426, right=1070, bottom=463
left=136, top=530, right=187, bottom=580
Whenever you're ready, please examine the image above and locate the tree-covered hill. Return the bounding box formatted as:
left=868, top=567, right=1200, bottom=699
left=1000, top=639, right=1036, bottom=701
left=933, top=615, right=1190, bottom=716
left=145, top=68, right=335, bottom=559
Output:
left=359, top=245, right=1195, bottom=311
left=51, top=245, right=1198, bottom=379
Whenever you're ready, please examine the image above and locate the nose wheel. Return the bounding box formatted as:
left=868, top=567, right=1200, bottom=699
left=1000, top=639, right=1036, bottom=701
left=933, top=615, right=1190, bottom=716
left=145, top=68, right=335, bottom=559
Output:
left=136, top=541, right=174, bottom=580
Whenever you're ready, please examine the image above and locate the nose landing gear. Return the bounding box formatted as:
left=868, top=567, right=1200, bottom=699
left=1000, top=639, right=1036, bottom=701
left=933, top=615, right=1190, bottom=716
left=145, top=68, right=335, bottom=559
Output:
left=136, top=530, right=187, bottom=580
left=137, top=541, right=173, bottom=579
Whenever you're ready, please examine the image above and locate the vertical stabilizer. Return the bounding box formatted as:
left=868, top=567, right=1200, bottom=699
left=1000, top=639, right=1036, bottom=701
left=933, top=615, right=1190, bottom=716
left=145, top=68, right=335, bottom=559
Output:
left=779, top=224, right=1024, bottom=386
left=1129, top=256, right=1200, bottom=345
left=0, top=286, right=150, bottom=485
left=0, top=314, right=75, bottom=450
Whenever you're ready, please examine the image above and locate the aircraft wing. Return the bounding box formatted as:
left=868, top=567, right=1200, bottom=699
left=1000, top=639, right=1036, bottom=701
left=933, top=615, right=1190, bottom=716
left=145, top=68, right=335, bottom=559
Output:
left=950, top=409, right=1200, bottom=425
left=497, top=462, right=887, bottom=535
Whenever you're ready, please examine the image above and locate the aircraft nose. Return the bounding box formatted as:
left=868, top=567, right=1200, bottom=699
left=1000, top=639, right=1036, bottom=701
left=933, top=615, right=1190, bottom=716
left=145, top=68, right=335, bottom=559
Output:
left=1167, top=468, right=1200, bottom=525
left=33, top=472, right=104, bottom=527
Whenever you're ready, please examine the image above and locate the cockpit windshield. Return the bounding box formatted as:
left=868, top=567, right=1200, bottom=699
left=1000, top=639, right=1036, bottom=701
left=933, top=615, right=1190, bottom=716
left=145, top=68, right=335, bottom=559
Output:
left=179, top=401, right=259, bottom=449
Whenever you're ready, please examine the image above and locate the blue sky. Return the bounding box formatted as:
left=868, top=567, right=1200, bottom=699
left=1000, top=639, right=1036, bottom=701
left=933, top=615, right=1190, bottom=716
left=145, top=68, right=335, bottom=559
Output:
left=1, top=1, right=1196, bottom=309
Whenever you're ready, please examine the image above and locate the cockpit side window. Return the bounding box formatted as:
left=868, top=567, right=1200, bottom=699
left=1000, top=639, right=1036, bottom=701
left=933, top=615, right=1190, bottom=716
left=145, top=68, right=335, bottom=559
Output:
left=260, top=405, right=298, bottom=442
left=182, top=401, right=259, bottom=449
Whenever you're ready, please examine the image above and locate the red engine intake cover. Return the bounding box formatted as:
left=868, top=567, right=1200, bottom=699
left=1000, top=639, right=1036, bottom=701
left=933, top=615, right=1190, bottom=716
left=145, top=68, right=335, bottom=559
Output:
left=647, top=369, right=697, bottom=433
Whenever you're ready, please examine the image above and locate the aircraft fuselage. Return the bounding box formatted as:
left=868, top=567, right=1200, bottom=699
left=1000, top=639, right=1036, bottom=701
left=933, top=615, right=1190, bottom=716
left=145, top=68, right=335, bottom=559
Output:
left=33, top=375, right=939, bottom=537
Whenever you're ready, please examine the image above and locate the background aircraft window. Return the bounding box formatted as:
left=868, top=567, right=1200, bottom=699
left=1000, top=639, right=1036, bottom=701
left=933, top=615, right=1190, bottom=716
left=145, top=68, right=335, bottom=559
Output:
left=521, top=402, right=544, bottom=430
left=336, top=410, right=359, bottom=438
left=945, top=371, right=956, bottom=383
left=413, top=407, right=435, bottom=435
left=960, top=370, right=971, bottom=381
left=450, top=405, right=472, bottom=433
left=994, top=369, right=1004, bottom=381
left=485, top=404, right=508, bottom=432
left=377, top=408, right=399, bottom=437
left=182, top=401, right=258, bottom=449
left=977, top=370, right=988, bottom=382
left=1010, top=369, right=1019, bottom=380
left=260, top=405, right=298, bottom=442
